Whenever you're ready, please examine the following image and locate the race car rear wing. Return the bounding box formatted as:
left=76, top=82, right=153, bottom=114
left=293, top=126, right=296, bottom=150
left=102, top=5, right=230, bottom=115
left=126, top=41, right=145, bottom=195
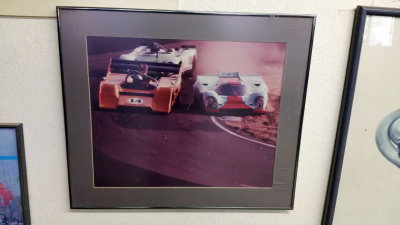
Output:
left=109, top=58, right=181, bottom=74
left=181, top=45, right=196, bottom=49
left=218, top=72, right=240, bottom=78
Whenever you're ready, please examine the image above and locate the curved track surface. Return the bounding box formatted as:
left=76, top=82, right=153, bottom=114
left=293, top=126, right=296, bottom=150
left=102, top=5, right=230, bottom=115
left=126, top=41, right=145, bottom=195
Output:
left=91, top=104, right=275, bottom=187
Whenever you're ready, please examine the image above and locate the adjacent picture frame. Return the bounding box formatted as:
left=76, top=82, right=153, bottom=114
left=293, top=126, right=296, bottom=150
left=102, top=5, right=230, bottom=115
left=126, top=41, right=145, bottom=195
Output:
left=0, top=124, right=30, bottom=224
left=57, top=7, right=315, bottom=209
left=323, top=6, right=400, bottom=225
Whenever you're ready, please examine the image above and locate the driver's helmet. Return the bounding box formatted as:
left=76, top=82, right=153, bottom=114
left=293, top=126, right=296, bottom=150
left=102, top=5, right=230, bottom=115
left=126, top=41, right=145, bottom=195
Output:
left=126, top=72, right=143, bottom=84
left=151, top=42, right=161, bottom=48
left=148, top=42, right=165, bottom=53
left=133, top=74, right=144, bottom=82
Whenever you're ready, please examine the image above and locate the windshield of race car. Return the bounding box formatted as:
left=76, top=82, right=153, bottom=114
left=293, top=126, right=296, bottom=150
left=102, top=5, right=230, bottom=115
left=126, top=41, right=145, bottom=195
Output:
left=216, top=84, right=248, bottom=96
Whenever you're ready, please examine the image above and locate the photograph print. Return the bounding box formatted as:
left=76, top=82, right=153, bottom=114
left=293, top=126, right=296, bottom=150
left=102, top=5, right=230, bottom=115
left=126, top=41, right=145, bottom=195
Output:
left=88, top=37, right=286, bottom=188
left=0, top=125, right=29, bottom=225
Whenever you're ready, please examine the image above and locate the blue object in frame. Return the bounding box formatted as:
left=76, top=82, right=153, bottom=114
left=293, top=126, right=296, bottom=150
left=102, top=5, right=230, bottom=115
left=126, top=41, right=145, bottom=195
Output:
left=376, top=109, right=400, bottom=168
left=0, top=128, right=25, bottom=224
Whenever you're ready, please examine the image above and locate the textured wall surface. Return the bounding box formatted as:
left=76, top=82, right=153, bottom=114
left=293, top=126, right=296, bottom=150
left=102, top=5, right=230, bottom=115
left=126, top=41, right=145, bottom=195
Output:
left=0, top=0, right=178, bottom=17
left=1, top=0, right=400, bottom=224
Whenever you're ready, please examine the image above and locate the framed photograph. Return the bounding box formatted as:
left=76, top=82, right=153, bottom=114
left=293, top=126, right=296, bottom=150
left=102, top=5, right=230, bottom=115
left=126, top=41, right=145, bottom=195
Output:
left=57, top=7, right=314, bottom=209
left=0, top=124, right=30, bottom=224
left=323, top=6, right=400, bottom=225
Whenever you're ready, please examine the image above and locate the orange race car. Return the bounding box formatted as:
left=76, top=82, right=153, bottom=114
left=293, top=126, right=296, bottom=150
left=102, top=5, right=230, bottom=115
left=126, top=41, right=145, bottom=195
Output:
left=99, top=43, right=196, bottom=113
left=98, top=58, right=190, bottom=113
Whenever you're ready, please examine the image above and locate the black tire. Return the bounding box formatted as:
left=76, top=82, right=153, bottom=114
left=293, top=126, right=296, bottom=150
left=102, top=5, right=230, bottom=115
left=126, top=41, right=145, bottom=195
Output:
left=198, top=94, right=206, bottom=111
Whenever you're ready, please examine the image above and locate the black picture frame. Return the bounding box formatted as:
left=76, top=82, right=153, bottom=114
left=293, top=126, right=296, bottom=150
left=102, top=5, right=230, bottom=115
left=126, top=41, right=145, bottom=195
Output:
left=0, top=124, right=30, bottom=224
left=323, top=6, right=400, bottom=225
left=57, top=7, right=315, bottom=209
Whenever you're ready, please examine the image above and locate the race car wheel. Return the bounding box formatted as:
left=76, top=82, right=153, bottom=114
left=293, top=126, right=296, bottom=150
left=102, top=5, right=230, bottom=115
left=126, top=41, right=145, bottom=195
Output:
left=196, top=94, right=207, bottom=111
left=254, top=96, right=265, bottom=108
left=205, top=96, right=218, bottom=109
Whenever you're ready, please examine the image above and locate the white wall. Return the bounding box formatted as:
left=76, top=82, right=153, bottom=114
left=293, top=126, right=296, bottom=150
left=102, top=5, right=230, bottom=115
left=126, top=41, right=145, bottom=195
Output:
left=0, top=0, right=177, bottom=17
left=1, top=0, right=400, bottom=224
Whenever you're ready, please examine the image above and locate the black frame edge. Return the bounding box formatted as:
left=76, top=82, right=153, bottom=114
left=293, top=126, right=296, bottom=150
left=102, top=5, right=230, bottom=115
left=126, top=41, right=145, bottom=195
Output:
left=321, top=6, right=368, bottom=225
left=56, top=6, right=316, bottom=18
left=56, top=7, right=75, bottom=209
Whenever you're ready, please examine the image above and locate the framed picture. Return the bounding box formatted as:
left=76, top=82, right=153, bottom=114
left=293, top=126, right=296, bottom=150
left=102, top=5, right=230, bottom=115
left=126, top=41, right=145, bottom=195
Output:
left=57, top=7, right=315, bottom=209
left=0, top=124, right=30, bottom=224
left=323, top=6, right=400, bottom=225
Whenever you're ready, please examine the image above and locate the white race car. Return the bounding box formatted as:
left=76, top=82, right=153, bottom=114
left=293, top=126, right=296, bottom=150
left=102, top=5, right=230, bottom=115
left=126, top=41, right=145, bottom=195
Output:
left=193, top=72, right=268, bottom=114
left=120, top=42, right=196, bottom=77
